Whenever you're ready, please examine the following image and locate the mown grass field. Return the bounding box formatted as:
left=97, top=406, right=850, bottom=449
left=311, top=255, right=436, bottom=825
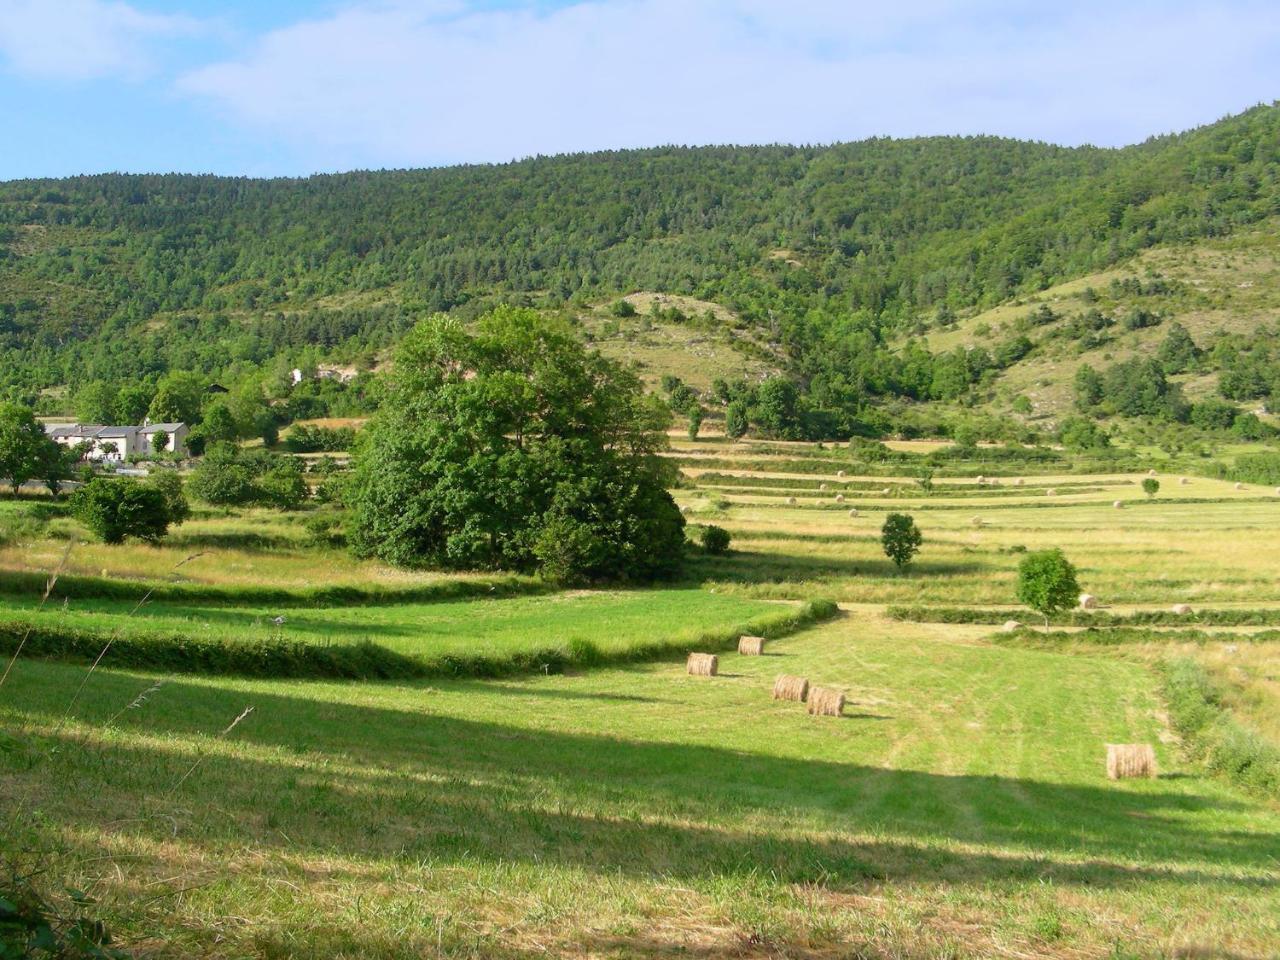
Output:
left=3, top=437, right=1279, bottom=958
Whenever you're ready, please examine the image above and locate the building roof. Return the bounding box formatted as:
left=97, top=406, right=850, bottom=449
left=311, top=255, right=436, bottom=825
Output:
left=47, top=424, right=102, bottom=439
left=141, top=422, right=185, bottom=433
left=94, top=426, right=139, bottom=438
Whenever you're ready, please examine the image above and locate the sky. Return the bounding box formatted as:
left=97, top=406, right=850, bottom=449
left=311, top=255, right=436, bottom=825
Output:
left=1, top=0, right=1278, bottom=180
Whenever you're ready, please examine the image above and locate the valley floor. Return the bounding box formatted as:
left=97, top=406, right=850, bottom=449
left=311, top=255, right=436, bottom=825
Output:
left=4, top=611, right=1279, bottom=958
left=3, top=441, right=1280, bottom=958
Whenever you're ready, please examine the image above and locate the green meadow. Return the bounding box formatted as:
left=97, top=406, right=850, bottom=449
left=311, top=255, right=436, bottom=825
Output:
left=3, top=437, right=1279, bottom=958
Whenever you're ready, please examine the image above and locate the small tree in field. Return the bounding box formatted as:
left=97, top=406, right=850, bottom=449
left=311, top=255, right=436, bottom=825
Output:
left=724, top=401, right=748, bottom=440
left=1016, top=549, right=1080, bottom=625
left=1142, top=477, right=1160, bottom=499
left=881, top=513, right=922, bottom=571
left=687, top=407, right=703, bottom=441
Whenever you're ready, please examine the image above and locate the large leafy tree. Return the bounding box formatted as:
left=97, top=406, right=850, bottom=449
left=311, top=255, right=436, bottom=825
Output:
left=147, top=372, right=206, bottom=425
left=0, top=403, right=56, bottom=496
left=349, top=307, right=685, bottom=581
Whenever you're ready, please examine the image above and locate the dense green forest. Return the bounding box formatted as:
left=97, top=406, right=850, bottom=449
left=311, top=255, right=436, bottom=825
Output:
left=2, top=103, right=1278, bottom=434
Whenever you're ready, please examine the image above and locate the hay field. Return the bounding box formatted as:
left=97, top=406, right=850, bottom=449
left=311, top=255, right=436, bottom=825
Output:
left=3, top=439, right=1280, bottom=958
left=5, top=615, right=1278, bottom=958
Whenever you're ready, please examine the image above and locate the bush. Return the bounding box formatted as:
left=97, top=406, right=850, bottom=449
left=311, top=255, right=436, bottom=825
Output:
left=700, top=524, right=731, bottom=555
left=283, top=424, right=356, bottom=453
left=724, top=401, right=749, bottom=440
left=188, top=443, right=308, bottom=509
left=1015, top=548, right=1080, bottom=622
left=1141, top=477, right=1160, bottom=498
left=147, top=469, right=190, bottom=525
left=881, top=513, right=922, bottom=570
left=70, top=477, right=172, bottom=544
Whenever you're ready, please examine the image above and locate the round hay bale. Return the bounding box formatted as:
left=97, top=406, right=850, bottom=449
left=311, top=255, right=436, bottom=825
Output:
left=787, top=497, right=797, bottom=505
left=1045, top=488, right=1057, bottom=496
left=1001, top=620, right=1022, bottom=633
left=819, top=483, right=828, bottom=491
left=847, top=508, right=859, bottom=518
left=772, top=675, right=809, bottom=702
left=1014, top=478, right=1025, bottom=486
left=1147, top=469, right=1157, bottom=477
left=835, top=494, right=845, bottom=503
left=1235, top=482, right=1245, bottom=491
left=686, top=652, right=718, bottom=676
left=976, top=475, right=985, bottom=484
left=680, top=505, right=692, bottom=515
left=1179, top=477, right=1190, bottom=485
left=971, top=516, right=984, bottom=527
left=1079, top=593, right=1099, bottom=610
left=1170, top=603, right=1193, bottom=616
left=1113, top=500, right=1125, bottom=509
left=806, top=686, right=846, bottom=717
left=1106, top=743, right=1157, bottom=780
left=1275, top=487, right=1280, bottom=497
left=881, top=486, right=892, bottom=495
left=836, top=470, right=846, bottom=479
left=737, top=635, right=765, bottom=656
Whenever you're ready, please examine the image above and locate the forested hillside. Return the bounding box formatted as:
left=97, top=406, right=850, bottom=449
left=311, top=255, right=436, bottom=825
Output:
left=2, top=103, right=1278, bottom=434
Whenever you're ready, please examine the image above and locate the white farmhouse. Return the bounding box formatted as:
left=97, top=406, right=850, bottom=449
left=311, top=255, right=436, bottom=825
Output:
left=45, top=421, right=189, bottom=460
left=140, top=422, right=189, bottom=456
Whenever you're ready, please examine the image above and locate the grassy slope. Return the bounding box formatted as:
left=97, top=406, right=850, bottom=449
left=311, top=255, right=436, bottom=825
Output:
left=580, top=293, right=780, bottom=391
left=910, top=223, right=1280, bottom=421
left=4, top=614, right=1277, bottom=958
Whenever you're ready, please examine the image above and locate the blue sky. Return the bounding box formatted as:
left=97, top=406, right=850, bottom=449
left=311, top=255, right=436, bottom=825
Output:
left=2, top=0, right=1278, bottom=180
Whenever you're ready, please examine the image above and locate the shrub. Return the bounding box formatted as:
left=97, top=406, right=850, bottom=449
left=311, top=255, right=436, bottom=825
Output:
left=724, top=401, right=749, bottom=440
left=147, top=469, right=190, bottom=525
left=70, top=477, right=171, bottom=544
left=188, top=443, right=308, bottom=509
left=1015, top=548, right=1080, bottom=623
left=610, top=299, right=637, bottom=318
left=1142, top=477, right=1160, bottom=498
left=283, top=424, right=356, bottom=453
left=881, top=513, right=922, bottom=570
left=700, top=524, right=731, bottom=555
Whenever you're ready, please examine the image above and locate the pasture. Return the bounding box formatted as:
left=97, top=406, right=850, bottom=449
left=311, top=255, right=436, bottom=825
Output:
left=3, top=437, right=1279, bottom=958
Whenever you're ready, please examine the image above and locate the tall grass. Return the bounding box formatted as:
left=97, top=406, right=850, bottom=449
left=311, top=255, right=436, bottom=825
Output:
left=0, top=599, right=840, bottom=681
left=0, top=569, right=549, bottom=608
left=1160, top=657, right=1280, bottom=800
left=890, top=605, right=1280, bottom=627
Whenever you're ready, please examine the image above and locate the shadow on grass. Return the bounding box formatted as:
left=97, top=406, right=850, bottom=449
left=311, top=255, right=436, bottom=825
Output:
left=683, top=550, right=986, bottom=586
left=5, top=664, right=1278, bottom=892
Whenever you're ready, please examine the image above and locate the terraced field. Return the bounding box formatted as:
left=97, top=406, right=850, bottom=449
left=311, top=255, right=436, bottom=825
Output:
left=2, top=437, right=1278, bottom=958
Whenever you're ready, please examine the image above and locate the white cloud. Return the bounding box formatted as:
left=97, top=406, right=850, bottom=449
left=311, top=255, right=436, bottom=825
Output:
left=0, top=0, right=203, bottom=81
left=176, top=0, right=1280, bottom=168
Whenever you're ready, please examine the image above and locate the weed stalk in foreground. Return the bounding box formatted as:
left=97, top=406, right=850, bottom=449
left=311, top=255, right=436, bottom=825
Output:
left=0, top=540, right=74, bottom=691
